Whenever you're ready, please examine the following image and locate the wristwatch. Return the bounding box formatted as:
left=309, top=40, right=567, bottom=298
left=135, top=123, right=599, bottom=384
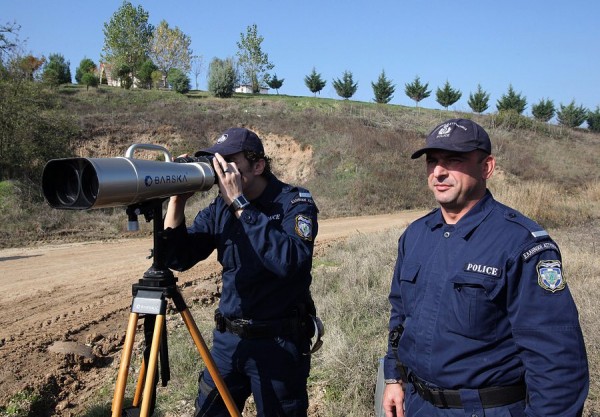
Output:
left=230, top=194, right=250, bottom=213
left=384, top=379, right=402, bottom=385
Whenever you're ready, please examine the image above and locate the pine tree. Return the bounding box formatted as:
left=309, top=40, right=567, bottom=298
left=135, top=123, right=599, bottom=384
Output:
left=267, top=74, right=284, bottom=94
left=304, top=67, right=326, bottom=96
left=587, top=106, right=600, bottom=133
left=404, top=75, right=431, bottom=107
left=371, top=70, right=395, bottom=104
left=531, top=98, right=555, bottom=122
left=435, top=81, right=462, bottom=110
left=556, top=100, right=588, bottom=128
left=468, top=84, right=490, bottom=114
left=496, top=84, right=527, bottom=114
left=332, top=70, right=358, bottom=100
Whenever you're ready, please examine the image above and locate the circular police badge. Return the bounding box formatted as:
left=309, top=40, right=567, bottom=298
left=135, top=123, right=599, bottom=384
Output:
left=536, top=260, right=565, bottom=292
left=295, top=215, right=313, bottom=241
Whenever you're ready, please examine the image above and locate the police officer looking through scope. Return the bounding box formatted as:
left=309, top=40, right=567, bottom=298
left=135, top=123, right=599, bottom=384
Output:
left=163, top=127, right=320, bottom=417
left=383, top=119, right=589, bottom=416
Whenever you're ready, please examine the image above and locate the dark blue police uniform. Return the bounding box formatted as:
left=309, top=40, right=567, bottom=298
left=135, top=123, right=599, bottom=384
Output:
left=384, top=190, right=589, bottom=416
left=164, top=174, right=318, bottom=417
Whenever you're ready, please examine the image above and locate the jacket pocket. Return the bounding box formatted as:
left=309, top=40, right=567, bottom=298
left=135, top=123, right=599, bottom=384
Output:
left=398, top=262, right=420, bottom=313
left=444, top=274, right=501, bottom=341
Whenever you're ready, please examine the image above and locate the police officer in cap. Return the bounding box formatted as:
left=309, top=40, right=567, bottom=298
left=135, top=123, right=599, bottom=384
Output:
left=163, top=127, right=320, bottom=417
left=383, top=119, right=589, bottom=416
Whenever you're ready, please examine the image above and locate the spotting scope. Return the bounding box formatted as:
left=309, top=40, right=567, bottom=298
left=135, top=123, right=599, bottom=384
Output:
left=42, top=144, right=216, bottom=210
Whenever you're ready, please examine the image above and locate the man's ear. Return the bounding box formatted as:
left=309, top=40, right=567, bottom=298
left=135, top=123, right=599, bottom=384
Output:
left=482, top=155, right=496, bottom=180
left=253, top=159, right=266, bottom=176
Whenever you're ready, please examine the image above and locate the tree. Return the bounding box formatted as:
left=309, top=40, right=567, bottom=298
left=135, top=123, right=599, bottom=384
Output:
left=556, top=100, right=588, bottom=128
left=587, top=107, right=600, bottom=133
left=371, top=70, right=395, bottom=104
left=404, top=75, right=431, bottom=107
left=531, top=98, right=555, bottom=122
left=496, top=84, right=527, bottom=114
left=435, top=80, right=462, bottom=110
left=42, top=53, right=71, bottom=85
left=102, top=1, right=154, bottom=81
left=191, top=55, right=204, bottom=90
left=81, top=72, right=99, bottom=90
left=116, top=64, right=133, bottom=89
left=304, top=67, right=326, bottom=96
left=166, top=68, right=190, bottom=94
left=149, top=20, right=192, bottom=87
left=75, top=58, right=97, bottom=84
left=332, top=70, right=358, bottom=100
left=207, top=57, right=236, bottom=98
left=467, top=84, right=490, bottom=114
left=17, top=55, right=45, bottom=81
left=137, top=59, right=158, bottom=89
left=236, top=24, right=274, bottom=93
left=267, top=73, right=284, bottom=94
left=0, top=21, right=20, bottom=64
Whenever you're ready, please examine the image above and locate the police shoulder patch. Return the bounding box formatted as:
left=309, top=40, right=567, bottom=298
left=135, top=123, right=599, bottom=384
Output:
left=536, top=260, right=566, bottom=292
left=295, top=214, right=313, bottom=241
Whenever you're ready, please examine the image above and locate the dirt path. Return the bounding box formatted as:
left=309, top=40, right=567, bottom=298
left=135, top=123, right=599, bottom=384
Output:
left=0, top=210, right=426, bottom=415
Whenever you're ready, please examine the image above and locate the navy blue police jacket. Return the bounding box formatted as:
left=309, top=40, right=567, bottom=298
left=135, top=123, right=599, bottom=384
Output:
left=163, top=174, right=318, bottom=320
left=384, top=190, right=589, bottom=416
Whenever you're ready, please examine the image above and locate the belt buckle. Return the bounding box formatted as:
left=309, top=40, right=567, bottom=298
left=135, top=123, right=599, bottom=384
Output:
left=231, top=319, right=250, bottom=337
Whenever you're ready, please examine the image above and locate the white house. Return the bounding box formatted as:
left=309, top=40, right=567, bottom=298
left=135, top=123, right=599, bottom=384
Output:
left=235, top=84, right=269, bottom=94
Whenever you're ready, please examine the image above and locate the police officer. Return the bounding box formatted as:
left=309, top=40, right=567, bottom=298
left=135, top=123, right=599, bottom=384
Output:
left=383, top=119, right=589, bottom=416
left=163, top=127, right=319, bottom=417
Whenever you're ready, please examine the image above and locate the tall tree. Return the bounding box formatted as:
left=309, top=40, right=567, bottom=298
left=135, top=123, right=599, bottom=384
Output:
left=467, top=84, right=490, bottom=114
left=207, top=57, right=236, bottom=98
left=332, top=70, right=358, bottom=100
left=556, top=100, right=588, bottom=128
left=371, top=69, right=395, bottom=104
left=42, top=53, right=71, bottom=85
left=404, top=75, right=431, bottom=107
left=149, top=20, right=192, bottom=87
left=531, top=98, right=555, bottom=122
left=304, top=67, right=326, bottom=96
left=496, top=84, right=527, bottom=114
left=102, top=1, right=154, bottom=81
left=236, top=24, right=274, bottom=93
left=267, top=73, right=284, bottom=94
left=435, top=80, right=462, bottom=110
left=75, top=58, right=97, bottom=84
left=191, top=55, right=204, bottom=90
left=587, top=106, right=600, bottom=133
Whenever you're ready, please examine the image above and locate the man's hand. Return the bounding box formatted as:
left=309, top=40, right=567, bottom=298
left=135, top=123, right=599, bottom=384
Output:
left=383, top=383, right=405, bottom=417
left=164, top=154, right=195, bottom=229
left=212, top=153, right=243, bottom=206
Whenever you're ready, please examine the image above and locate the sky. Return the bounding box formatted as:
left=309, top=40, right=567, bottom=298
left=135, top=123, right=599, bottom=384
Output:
left=2, top=0, right=599, bottom=114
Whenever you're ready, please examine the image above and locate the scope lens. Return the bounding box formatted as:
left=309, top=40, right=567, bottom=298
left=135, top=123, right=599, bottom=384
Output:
left=53, top=162, right=80, bottom=206
left=81, top=163, right=99, bottom=205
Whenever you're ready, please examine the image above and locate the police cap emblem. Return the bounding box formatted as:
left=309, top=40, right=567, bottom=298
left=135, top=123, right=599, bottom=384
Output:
left=536, top=260, right=565, bottom=292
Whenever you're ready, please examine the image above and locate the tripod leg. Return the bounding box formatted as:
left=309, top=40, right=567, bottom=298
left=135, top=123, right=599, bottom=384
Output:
left=180, top=308, right=242, bottom=417
left=112, top=312, right=139, bottom=417
left=132, top=357, right=146, bottom=407
left=140, top=314, right=165, bottom=417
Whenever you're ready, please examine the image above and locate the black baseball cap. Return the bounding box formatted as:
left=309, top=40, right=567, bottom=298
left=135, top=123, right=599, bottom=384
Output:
left=411, top=118, right=492, bottom=159
left=195, top=127, right=264, bottom=157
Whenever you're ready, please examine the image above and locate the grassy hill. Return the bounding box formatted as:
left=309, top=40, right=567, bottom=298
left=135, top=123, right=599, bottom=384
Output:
left=1, top=85, right=599, bottom=248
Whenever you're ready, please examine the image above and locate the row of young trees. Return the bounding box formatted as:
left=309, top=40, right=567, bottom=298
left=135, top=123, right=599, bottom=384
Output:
left=299, top=69, right=600, bottom=130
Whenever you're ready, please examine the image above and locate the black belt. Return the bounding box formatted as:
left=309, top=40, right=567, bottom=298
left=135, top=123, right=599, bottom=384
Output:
left=407, top=372, right=526, bottom=409
left=215, top=310, right=299, bottom=339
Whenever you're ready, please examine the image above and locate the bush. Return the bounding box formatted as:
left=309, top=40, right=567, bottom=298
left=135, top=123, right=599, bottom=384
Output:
left=207, top=57, right=236, bottom=98
left=167, top=68, right=190, bottom=94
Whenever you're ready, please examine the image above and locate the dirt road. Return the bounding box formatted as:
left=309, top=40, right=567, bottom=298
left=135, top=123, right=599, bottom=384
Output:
left=0, top=211, right=425, bottom=415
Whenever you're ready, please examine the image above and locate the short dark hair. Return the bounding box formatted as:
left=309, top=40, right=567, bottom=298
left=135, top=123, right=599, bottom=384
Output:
left=244, top=150, right=272, bottom=177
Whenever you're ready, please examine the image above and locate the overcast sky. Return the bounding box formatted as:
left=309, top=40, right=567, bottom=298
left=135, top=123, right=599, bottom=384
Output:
left=3, top=0, right=599, bottom=113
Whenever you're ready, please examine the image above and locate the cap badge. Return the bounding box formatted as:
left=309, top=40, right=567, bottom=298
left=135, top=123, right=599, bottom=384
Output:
left=537, top=260, right=565, bottom=292
left=216, top=134, right=228, bottom=144
left=437, top=123, right=453, bottom=137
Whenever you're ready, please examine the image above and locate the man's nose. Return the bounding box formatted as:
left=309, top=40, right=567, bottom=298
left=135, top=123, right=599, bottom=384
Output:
left=433, top=163, right=448, bottom=177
